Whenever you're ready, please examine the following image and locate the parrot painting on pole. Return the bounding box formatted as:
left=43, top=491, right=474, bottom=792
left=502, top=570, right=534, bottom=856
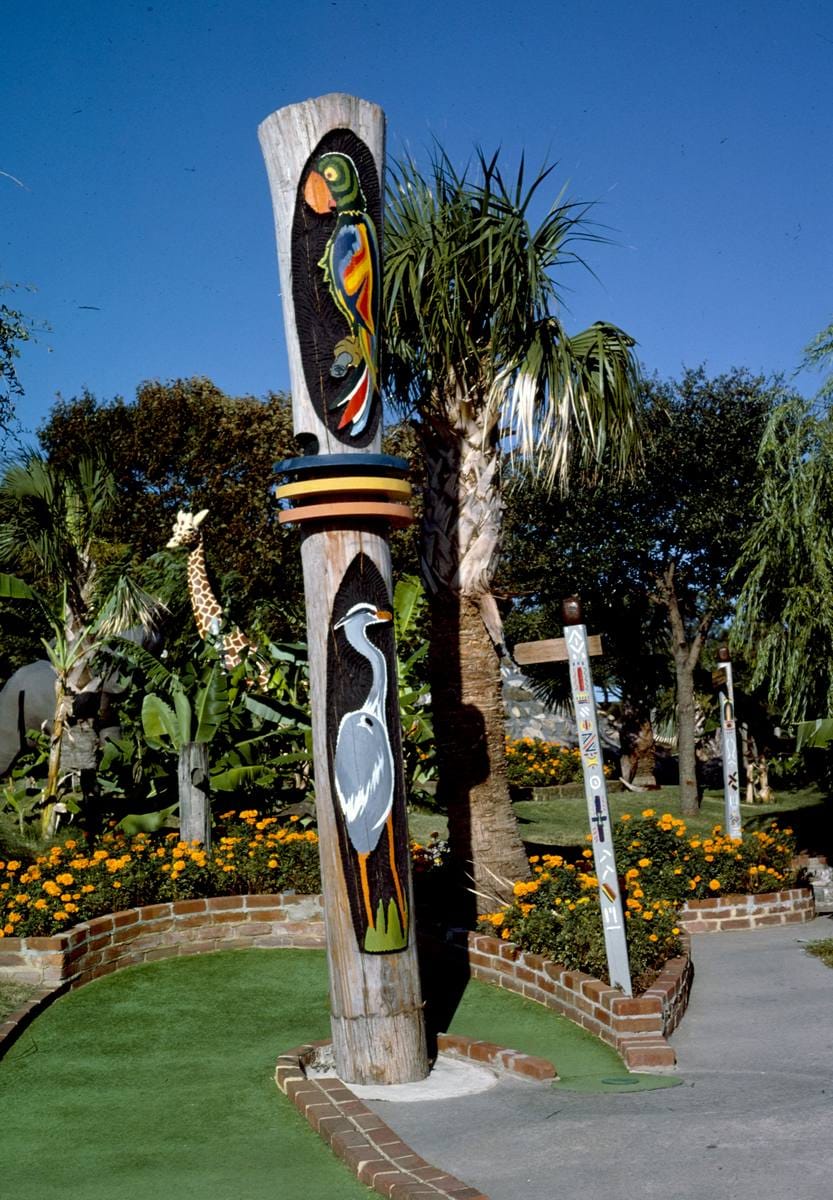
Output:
left=302, top=147, right=380, bottom=438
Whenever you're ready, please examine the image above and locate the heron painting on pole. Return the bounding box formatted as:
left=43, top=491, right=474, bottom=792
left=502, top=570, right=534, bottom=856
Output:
left=329, top=557, right=410, bottom=952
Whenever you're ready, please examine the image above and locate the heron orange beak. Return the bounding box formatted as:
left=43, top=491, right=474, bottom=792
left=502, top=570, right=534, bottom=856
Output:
left=304, top=169, right=336, bottom=214
left=375, top=610, right=392, bottom=622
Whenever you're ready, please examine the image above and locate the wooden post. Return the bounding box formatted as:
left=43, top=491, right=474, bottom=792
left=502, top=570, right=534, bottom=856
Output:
left=178, top=742, right=211, bottom=846
left=714, top=647, right=742, bottom=839
left=259, top=94, right=428, bottom=1084
left=514, top=597, right=632, bottom=995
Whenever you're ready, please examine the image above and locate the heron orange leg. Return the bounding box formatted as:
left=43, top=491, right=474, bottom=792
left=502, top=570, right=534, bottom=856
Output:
left=358, top=852, right=375, bottom=929
left=386, top=815, right=407, bottom=926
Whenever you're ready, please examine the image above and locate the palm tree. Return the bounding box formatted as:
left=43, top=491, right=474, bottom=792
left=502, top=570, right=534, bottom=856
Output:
left=0, top=454, right=159, bottom=824
left=384, top=150, right=641, bottom=909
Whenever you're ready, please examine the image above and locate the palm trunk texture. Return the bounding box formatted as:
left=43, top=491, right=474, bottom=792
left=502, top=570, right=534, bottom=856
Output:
left=421, top=408, right=530, bottom=917
left=619, top=698, right=658, bottom=789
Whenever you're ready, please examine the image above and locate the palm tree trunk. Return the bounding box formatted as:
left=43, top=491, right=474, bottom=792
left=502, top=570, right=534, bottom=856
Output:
left=421, top=407, right=529, bottom=915
left=42, top=673, right=71, bottom=836
left=619, top=697, right=658, bottom=788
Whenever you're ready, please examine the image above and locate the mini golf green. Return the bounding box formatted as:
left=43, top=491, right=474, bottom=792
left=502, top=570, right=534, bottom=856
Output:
left=0, top=948, right=678, bottom=1199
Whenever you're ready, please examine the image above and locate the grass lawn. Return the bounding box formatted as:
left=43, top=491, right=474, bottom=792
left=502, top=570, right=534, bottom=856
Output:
left=410, top=785, right=831, bottom=858
left=1, top=946, right=674, bottom=1199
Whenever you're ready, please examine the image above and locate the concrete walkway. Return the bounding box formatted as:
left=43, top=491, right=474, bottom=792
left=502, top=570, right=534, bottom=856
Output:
left=367, top=916, right=833, bottom=1200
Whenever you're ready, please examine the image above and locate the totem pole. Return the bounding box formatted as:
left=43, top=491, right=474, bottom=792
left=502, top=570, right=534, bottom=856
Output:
left=259, top=94, right=428, bottom=1084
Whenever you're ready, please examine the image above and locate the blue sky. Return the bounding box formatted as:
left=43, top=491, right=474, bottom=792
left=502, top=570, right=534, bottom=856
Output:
left=4, top=0, right=832, bottom=444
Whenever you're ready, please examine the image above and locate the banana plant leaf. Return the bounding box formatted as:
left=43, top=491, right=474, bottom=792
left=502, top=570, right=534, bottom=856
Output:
left=173, top=686, right=193, bottom=746
left=211, top=752, right=310, bottom=792
left=117, top=803, right=179, bottom=834
left=193, top=662, right=229, bottom=743
left=0, top=572, right=39, bottom=602
left=141, top=694, right=183, bottom=750
left=394, top=574, right=423, bottom=639
left=796, top=718, right=833, bottom=750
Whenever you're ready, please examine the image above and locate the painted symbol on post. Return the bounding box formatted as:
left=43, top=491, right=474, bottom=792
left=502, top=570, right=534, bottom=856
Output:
left=601, top=883, right=617, bottom=904
left=591, top=796, right=608, bottom=842
left=292, top=129, right=382, bottom=447
left=728, top=772, right=738, bottom=791
left=328, top=555, right=409, bottom=953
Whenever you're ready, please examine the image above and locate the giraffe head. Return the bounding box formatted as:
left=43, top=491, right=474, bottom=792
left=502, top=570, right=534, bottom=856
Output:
left=166, top=508, right=209, bottom=550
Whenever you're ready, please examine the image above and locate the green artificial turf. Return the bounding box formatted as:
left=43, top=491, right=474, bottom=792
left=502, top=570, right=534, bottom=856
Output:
left=1, top=946, right=680, bottom=1200
left=448, top=976, right=680, bottom=1094
left=0, top=950, right=367, bottom=1200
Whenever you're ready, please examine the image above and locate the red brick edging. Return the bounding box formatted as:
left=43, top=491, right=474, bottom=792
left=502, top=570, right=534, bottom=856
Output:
left=276, top=1040, right=498, bottom=1199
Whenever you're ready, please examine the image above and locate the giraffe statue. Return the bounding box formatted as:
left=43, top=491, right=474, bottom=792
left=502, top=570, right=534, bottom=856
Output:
left=166, top=509, right=271, bottom=689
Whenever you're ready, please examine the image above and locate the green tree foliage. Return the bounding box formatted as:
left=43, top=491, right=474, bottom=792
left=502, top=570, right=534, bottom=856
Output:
left=0, top=283, right=34, bottom=445
left=731, top=395, right=833, bottom=722
left=37, top=378, right=304, bottom=653
left=501, top=368, right=781, bottom=814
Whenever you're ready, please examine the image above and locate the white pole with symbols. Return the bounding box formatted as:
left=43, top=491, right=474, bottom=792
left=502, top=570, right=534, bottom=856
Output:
left=716, top=649, right=742, bottom=840
left=562, top=598, right=632, bottom=996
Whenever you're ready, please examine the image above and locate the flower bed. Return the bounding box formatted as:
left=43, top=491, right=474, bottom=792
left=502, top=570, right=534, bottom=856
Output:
left=479, top=810, right=803, bottom=989
left=505, top=737, right=614, bottom=787
left=0, top=811, right=321, bottom=940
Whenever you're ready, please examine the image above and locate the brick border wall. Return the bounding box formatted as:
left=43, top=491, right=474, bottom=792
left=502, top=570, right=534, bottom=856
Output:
left=677, top=887, right=814, bottom=933
left=0, top=892, right=326, bottom=990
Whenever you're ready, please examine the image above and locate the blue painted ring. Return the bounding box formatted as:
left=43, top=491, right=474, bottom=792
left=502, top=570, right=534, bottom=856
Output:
left=274, top=453, right=409, bottom=478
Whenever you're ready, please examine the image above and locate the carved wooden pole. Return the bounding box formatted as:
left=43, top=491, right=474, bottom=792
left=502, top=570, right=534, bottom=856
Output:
left=259, top=94, right=428, bottom=1084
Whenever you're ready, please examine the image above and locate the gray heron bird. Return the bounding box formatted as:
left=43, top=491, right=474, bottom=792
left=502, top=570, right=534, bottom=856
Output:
left=333, top=601, right=406, bottom=935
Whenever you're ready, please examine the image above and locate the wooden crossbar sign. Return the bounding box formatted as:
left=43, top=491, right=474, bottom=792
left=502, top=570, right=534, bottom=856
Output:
left=514, top=633, right=603, bottom=665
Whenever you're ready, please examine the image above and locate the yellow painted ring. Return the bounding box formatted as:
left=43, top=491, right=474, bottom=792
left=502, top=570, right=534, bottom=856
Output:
left=278, top=500, right=413, bottom=528
left=275, top=475, right=412, bottom=500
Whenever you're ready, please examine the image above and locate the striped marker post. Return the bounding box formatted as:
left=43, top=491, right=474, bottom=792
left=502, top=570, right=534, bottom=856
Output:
left=562, top=597, right=632, bottom=996
left=715, top=647, right=742, bottom=840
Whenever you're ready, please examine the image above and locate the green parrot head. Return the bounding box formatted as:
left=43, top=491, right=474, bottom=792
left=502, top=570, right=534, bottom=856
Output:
left=306, top=152, right=366, bottom=213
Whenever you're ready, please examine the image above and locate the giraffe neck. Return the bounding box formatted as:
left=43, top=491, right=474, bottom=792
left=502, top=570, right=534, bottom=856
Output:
left=186, top=539, right=270, bottom=686
left=186, top=540, right=223, bottom=640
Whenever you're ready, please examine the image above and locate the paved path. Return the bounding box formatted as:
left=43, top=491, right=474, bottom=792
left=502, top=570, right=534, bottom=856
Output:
left=368, top=916, right=833, bottom=1200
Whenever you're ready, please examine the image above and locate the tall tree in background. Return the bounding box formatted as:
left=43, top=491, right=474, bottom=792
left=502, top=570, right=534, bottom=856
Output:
left=502, top=476, right=670, bottom=789
left=384, top=150, right=642, bottom=904
left=0, top=283, right=34, bottom=448
left=502, top=368, right=779, bottom=815
left=732, top=323, right=833, bottom=721
left=37, top=378, right=304, bottom=658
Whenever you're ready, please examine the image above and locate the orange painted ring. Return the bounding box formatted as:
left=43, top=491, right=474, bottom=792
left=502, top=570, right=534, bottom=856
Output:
left=278, top=500, right=413, bottom=528
left=275, top=475, right=412, bottom=500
